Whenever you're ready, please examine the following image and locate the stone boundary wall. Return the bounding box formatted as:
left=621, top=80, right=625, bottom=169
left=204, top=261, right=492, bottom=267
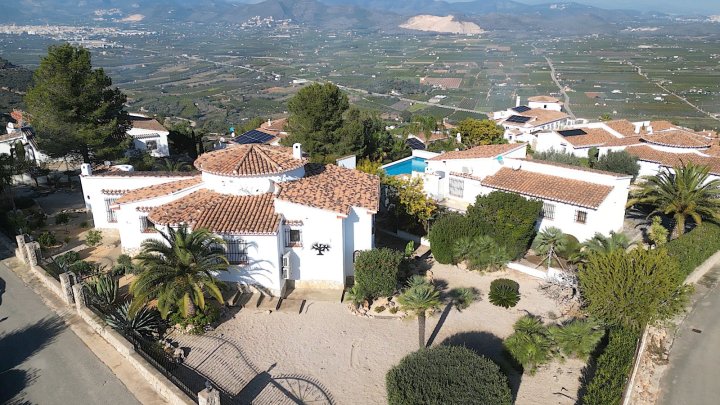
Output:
left=624, top=248, right=720, bottom=404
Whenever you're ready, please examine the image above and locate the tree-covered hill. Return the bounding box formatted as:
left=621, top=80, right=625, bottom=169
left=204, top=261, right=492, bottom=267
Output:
left=0, top=57, right=33, bottom=125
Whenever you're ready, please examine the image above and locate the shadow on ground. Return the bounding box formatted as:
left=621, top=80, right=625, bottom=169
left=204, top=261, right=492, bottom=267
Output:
left=0, top=316, right=66, bottom=404
left=441, top=331, right=523, bottom=402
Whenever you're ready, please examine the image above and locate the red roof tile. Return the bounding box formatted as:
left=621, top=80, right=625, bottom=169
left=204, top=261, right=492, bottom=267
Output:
left=277, top=164, right=380, bottom=214
left=428, top=143, right=526, bottom=161
left=148, top=190, right=280, bottom=235
left=115, top=177, right=202, bottom=204
left=641, top=129, right=712, bottom=149
left=481, top=168, right=613, bottom=209
left=559, top=127, right=618, bottom=148
left=194, top=144, right=305, bottom=177
left=129, top=116, right=168, bottom=132
left=626, top=145, right=720, bottom=175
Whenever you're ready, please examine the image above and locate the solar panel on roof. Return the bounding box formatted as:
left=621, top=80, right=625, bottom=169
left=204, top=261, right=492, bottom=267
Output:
left=506, top=115, right=532, bottom=124
left=234, top=129, right=275, bottom=144
left=558, top=129, right=587, bottom=137
left=405, top=138, right=426, bottom=150
left=512, top=105, right=531, bottom=113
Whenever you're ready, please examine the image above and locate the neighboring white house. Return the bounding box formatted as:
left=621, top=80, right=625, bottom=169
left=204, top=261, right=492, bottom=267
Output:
left=127, top=113, right=171, bottom=157
left=418, top=143, right=632, bottom=241
left=80, top=143, right=379, bottom=296
left=2, top=110, right=51, bottom=163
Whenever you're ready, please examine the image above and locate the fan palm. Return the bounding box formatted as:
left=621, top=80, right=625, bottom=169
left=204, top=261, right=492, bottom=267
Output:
left=582, top=231, right=632, bottom=257
left=548, top=318, right=604, bottom=360
left=503, top=316, right=552, bottom=375
left=130, top=226, right=229, bottom=319
left=532, top=227, right=567, bottom=269
left=154, top=158, right=191, bottom=172
left=627, top=162, right=720, bottom=237
left=398, top=278, right=441, bottom=349
left=468, top=235, right=510, bottom=271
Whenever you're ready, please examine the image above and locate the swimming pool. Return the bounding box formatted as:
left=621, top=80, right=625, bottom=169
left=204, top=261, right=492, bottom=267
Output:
left=382, top=157, right=427, bottom=176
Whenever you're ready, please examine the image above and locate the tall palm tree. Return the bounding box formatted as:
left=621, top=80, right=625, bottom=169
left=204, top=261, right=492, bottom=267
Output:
left=628, top=162, right=720, bottom=237
left=532, top=227, right=568, bottom=270
left=398, top=278, right=441, bottom=349
left=582, top=231, right=632, bottom=256
left=130, top=226, right=228, bottom=319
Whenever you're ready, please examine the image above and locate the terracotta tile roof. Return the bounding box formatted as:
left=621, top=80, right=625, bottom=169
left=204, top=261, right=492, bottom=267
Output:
left=528, top=95, right=561, bottom=103
left=101, top=189, right=129, bottom=195
left=559, top=127, right=618, bottom=148
left=194, top=144, right=305, bottom=177
left=641, top=129, right=712, bottom=149
left=604, top=120, right=641, bottom=137
left=703, top=144, right=720, bottom=157
left=277, top=164, right=380, bottom=214
left=450, top=171, right=482, bottom=181
left=148, top=190, right=280, bottom=235
left=602, top=135, right=643, bottom=147
left=259, top=118, right=288, bottom=134
left=520, top=158, right=631, bottom=178
left=650, top=120, right=676, bottom=131
left=94, top=170, right=197, bottom=178
left=626, top=145, right=720, bottom=175
left=129, top=116, right=168, bottom=133
left=481, top=168, right=613, bottom=209
left=516, top=108, right=569, bottom=127
left=428, top=143, right=527, bottom=161
left=115, top=177, right=202, bottom=205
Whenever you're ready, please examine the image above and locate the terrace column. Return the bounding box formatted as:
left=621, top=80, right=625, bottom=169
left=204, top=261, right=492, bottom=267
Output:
left=15, top=235, right=27, bottom=264
left=59, top=272, right=75, bottom=305
left=72, top=283, right=87, bottom=311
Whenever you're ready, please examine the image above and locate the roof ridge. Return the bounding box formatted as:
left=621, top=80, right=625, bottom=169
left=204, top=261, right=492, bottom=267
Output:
left=250, top=144, right=282, bottom=171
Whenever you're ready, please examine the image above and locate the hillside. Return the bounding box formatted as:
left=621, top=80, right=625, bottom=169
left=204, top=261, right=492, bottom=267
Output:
left=400, top=15, right=484, bottom=34
left=0, top=58, right=32, bottom=123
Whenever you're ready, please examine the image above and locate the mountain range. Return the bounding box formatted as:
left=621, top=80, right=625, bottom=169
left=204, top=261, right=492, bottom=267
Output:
left=0, top=0, right=712, bottom=33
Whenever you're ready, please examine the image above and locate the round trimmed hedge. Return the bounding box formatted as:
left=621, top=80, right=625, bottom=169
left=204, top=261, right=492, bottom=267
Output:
left=386, top=345, right=512, bottom=405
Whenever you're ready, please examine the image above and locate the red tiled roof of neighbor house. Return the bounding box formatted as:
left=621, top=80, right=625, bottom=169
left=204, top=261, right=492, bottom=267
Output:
left=259, top=117, right=288, bottom=134
left=604, top=120, right=642, bottom=137
left=129, top=116, right=168, bottom=132
left=194, top=144, right=305, bottom=177
left=559, top=127, right=618, bottom=148
left=641, top=129, right=712, bottom=149
left=481, top=168, right=613, bottom=209
left=277, top=164, right=380, bottom=215
left=428, top=143, right=527, bottom=161
left=94, top=170, right=197, bottom=178
left=601, top=135, right=643, bottom=147
left=101, top=189, right=130, bottom=195
left=148, top=190, right=280, bottom=235
left=115, top=176, right=202, bottom=205
left=626, top=145, right=720, bottom=175
left=519, top=158, right=631, bottom=178
left=528, top=95, right=561, bottom=103
left=650, top=120, right=676, bottom=131
left=505, top=109, right=568, bottom=127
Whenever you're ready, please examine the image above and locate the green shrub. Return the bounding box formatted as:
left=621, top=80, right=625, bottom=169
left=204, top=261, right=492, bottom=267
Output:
left=548, top=318, right=604, bottom=360
left=55, top=212, right=70, bottom=226
left=37, top=231, right=57, bottom=248
left=69, top=260, right=102, bottom=278
left=85, top=229, right=103, bottom=247
left=582, top=327, right=641, bottom=405
left=354, top=248, right=405, bottom=300
left=466, top=191, right=543, bottom=259
left=467, top=235, right=511, bottom=271
left=79, top=220, right=88, bottom=228
left=386, top=346, right=512, bottom=405
left=112, top=254, right=138, bottom=276
left=448, top=287, right=479, bottom=311
left=55, top=250, right=80, bottom=269
left=533, top=148, right=584, bottom=166
left=594, top=150, right=640, bottom=179
left=489, top=278, right=520, bottom=308
left=428, top=212, right=474, bottom=264
left=389, top=306, right=399, bottom=314
left=374, top=305, right=386, bottom=313
left=168, top=305, right=219, bottom=334
left=665, top=221, right=720, bottom=277
left=503, top=315, right=552, bottom=374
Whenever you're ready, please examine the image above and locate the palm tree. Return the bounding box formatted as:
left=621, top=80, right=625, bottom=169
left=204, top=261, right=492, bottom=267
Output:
left=532, top=227, right=568, bottom=269
left=582, top=231, right=632, bottom=257
left=130, top=226, right=229, bottom=319
left=154, top=158, right=191, bottom=172
left=412, top=115, right=438, bottom=143
left=398, top=278, right=441, bottom=349
left=627, top=162, right=720, bottom=237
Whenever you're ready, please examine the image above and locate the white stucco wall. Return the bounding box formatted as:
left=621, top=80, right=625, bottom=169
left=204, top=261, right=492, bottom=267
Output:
left=127, top=127, right=170, bottom=157
left=217, top=234, right=283, bottom=295
left=202, top=166, right=305, bottom=196
left=528, top=101, right=563, bottom=111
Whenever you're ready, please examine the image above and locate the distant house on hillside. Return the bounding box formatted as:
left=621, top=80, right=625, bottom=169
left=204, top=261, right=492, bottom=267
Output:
left=231, top=118, right=288, bottom=146
left=2, top=109, right=50, bottom=163
left=492, top=96, right=571, bottom=143
left=127, top=113, right=170, bottom=157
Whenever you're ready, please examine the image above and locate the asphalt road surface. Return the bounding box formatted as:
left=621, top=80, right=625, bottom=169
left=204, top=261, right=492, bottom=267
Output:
left=0, top=260, right=140, bottom=405
left=659, top=268, right=720, bottom=405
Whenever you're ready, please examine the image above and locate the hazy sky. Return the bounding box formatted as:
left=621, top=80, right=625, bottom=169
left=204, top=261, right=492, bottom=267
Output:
left=451, top=0, right=720, bottom=15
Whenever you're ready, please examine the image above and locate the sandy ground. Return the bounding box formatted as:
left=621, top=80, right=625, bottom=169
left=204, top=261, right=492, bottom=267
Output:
left=179, top=263, right=585, bottom=404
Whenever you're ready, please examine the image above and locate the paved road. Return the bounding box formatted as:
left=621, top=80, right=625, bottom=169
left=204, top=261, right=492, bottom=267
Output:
left=0, top=260, right=140, bottom=405
left=659, top=268, right=720, bottom=405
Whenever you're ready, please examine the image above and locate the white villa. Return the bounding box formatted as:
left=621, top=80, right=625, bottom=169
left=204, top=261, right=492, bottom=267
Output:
left=80, top=143, right=379, bottom=296
left=418, top=143, right=632, bottom=241
left=2, top=110, right=50, bottom=163
left=127, top=114, right=171, bottom=157
left=529, top=118, right=720, bottom=180
left=492, top=96, right=571, bottom=143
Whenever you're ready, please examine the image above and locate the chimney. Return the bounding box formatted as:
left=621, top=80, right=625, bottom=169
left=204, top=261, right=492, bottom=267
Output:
left=293, top=143, right=303, bottom=160
left=80, top=163, right=92, bottom=176
left=516, top=96, right=521, bottom=107
left=456, top=132, right=462, bottom=144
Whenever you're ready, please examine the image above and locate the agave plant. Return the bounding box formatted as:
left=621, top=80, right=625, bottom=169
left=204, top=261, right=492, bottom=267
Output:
left=448, top=287, right=479, bottom=311
left=503, top=315, right=553, bottom=375
left=85, top=274, right=118, bottom=310
left=548, top=318, right=604, bottom=360
left=452, top=236, right=475, bottom=264
left=488, top=278, right=520, bottom=308
left=106, top=301, right=162, bottom=338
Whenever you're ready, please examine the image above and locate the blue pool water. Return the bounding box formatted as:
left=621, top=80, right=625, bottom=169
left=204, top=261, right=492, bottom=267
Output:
left=383, top=157, right=427, bottom=176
